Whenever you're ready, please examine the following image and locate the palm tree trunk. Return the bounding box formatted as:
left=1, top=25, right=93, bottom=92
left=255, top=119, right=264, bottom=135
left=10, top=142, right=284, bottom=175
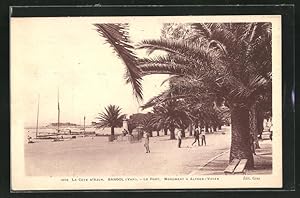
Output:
left=170, top=127, right=176, bottom=139
left=257, top=111, right=264, bottom=139
left=230, top=105, right=254, bottom=169
left=111, top=126, right=115, bottom=136
left=149, top=131, right=153, bottom=137
left=218, top=125, right=222, bottom=130
left=189, top=124, right=193, bottom=136
left=250, top=104, right=260, bottom=149
left=110, top=126, right=115, bottom=141
left=181, top=128, right=185, bottom=137
left=213, top=125, right=217, bottom=132
left=157, top=130, right=160, bottom=136
left=205, top=125, right=209, bottom=133
left=164, top=128, right=168, bottom=135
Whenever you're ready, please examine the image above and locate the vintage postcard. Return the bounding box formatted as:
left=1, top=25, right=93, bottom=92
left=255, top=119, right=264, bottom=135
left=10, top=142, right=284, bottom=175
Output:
left=11, top=15, right=282, bottom=190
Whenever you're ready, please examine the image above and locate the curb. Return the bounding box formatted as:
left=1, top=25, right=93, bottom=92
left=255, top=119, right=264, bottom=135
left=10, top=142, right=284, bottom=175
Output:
left=188, top=149, right=230, bottom=176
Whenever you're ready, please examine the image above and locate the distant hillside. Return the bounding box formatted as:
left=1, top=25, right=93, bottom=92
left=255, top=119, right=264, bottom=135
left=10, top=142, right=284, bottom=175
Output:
left=46, top=122, right=79, bottom=127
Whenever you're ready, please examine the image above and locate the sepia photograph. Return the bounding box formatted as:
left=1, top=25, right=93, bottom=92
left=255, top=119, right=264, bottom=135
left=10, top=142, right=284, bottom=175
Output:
left=10, top=15, right=282, bottom=190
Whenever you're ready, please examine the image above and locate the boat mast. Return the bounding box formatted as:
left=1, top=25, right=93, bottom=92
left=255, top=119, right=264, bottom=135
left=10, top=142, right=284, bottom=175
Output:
left=57, top=88, right=60, bottom=134
left=84, top=116, right=86, bottom=134
left=35, top=94, right=40, bottom=138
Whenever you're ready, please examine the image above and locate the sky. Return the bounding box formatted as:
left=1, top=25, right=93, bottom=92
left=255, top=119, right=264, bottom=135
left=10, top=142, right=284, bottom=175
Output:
left=11, top=17, right=169, bottom=126
left=11, top=16, right=280, bottom=127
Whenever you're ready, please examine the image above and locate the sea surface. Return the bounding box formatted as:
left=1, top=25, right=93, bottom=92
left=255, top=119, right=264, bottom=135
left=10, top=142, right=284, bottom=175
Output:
left=25, top=127, right=124, bottom=139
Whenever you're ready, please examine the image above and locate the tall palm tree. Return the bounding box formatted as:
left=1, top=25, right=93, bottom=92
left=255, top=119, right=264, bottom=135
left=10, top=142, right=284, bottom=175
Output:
left=94, top=22, right=272, bottom=168
left=97, top=105, right=124, bottom=141
left=151, top=100, right=191, bottom=139
left=142, top=81, right=225, bottom=133
left=139, top=112, right=156, bottom=137
left=136, top=23, right=271, bottom=168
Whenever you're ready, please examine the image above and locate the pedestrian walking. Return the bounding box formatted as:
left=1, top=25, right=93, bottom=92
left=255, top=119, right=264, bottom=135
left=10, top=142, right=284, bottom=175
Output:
left=200, top=129, right=206, bottom=146
left=177, top=130, right=182, bottom=148
left=144, top=132, right=150, bottom=153
left=191, top=127, right=200, bottom=146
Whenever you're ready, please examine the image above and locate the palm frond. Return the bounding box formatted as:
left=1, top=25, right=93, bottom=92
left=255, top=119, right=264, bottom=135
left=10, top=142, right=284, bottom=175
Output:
left=137, top=39, right=219, bottom=68
left=160, top=75, right=181, bottom=86
left=94, top=23, right=143, bottom=100
left=138, top=57, right=187, bottom=76
left=141, top=90, right=194, bottom=110
left=191, top=23, right=212, bottom=39
left=96, top=104, right=124, bottom=128
left=141, top=90, right=171, bottom=110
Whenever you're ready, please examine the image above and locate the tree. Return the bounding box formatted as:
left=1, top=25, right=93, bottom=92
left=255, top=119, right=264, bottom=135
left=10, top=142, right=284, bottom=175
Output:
left=136, top=23, right=271, bottom=168
left=139, top=112, right=156, bottom=137
left=141, top=79, right=226, bottom=134
left=128, top=113, right=146, bottom=134
left=161, top=23, right=194, bottom=40
left=151, top=102, right=176, bottom=139
left=213, top=100, right=231, bottom=130
left=94, top=22, right=272, bottom=169
left=150, top=100, right=191, bottom=139
left=96, top=105, right=124, bottom=141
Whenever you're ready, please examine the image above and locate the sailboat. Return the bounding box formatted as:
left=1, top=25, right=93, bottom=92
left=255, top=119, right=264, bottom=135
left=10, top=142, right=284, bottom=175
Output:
left=35, top=94, right=40, bottom=138
left=53, top=89, right=64, bottom=142
left=35, top=91, right=62, bottom=140
left=28, top=94, right=40, bottom=143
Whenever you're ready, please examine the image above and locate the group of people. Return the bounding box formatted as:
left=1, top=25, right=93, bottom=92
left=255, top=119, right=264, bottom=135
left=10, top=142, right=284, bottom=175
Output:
left=190, top=127, right=206, bottom=147
left=143, top=127, right=207, bottom=153
left=176, top=127, right=207, bottom=148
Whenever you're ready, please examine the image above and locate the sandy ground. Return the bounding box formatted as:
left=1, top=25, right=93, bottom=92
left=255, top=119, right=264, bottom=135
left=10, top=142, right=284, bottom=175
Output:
left=25, top=127, right=232, bottom=176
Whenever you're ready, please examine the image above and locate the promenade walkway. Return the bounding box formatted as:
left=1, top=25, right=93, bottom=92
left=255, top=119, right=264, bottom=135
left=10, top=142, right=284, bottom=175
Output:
left=25, top=126, right=272, bottom=176
left=189, top=139, right=272, bottom=175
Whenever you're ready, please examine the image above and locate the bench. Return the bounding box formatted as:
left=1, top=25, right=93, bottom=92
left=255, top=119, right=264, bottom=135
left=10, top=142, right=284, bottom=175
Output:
left=224, top=159, right=248, bottom=175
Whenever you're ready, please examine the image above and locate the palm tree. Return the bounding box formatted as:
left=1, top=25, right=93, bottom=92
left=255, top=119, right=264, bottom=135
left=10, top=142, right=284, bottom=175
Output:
left=94, top=22, right=272, bottom=168
left=151, top=102, right=176, bottom=139
left=96, top=105, right=124, bottom=141
left=136, top=23, right=271, bottom=168
left=138, top=112, right=156, bottom=137
left=212, top=97, right=231, bottom=128
left=127, top=113, right=146, bottom=134
left=150, top=100, right=191, bottom=139
left=142, top=83, right=224, bottom=134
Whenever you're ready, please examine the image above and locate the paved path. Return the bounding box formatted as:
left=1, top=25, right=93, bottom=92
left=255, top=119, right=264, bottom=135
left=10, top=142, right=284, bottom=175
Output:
left=25, top=127, right=231, bottom=176
left=189, top=140, right=272, bottom=175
